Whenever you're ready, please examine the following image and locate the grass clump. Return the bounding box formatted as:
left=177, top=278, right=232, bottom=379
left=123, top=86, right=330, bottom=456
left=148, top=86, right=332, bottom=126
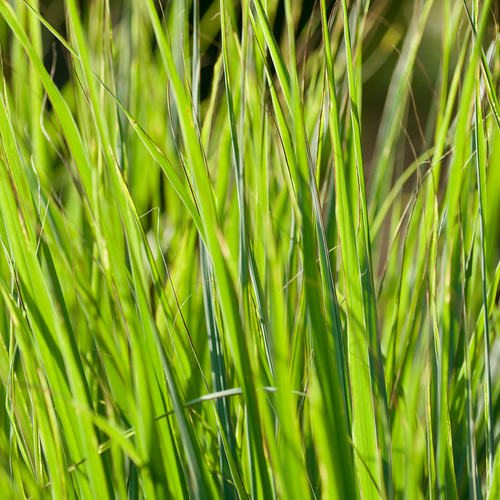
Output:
left=0, top=0, right=499, bottom=498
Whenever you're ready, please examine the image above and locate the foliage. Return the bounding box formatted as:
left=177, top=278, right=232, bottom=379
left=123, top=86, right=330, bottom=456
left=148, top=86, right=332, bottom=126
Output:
left=0, top=0, right=499, bottom=498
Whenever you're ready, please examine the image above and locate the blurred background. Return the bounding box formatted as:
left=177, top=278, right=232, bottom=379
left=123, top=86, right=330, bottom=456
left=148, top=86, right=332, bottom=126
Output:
left=1, top=0, right=460, bottom=185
